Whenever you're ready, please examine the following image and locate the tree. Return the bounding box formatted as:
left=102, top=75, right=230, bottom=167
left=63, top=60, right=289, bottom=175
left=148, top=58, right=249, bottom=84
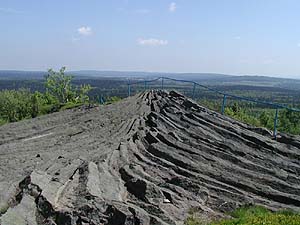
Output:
left=0, top=89, right=32, bottom=122
left=45, top=67, right=74, bottom=104
left=45, top=67, right=91, bottom=105
left=279, top=109, right=300, bottom=134
left=0, top=68, right=92, bottom=126
left=259, top=110, right=274, bottom=130
left=31, top=92, right=39, bottom=118
left=77, top=84, right=92, bottom=103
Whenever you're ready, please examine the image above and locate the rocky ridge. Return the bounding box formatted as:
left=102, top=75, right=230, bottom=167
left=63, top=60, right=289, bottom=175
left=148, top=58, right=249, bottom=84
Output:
left=0, top=90, right=299, bottom=225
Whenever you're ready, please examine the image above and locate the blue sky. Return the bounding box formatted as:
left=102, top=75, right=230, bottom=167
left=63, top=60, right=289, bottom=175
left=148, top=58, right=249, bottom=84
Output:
left=1, top=0, right=300, bottom=78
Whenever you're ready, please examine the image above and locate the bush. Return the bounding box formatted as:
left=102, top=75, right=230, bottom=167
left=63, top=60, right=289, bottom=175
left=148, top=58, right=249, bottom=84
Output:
left=45, top=67, right=74, bottom=104
left=0, top=118, right=7, bottom=126
left=0, top=67, right=93, bottom=126
left=45, top=67, right=91, bottom=105
left=279, top=109, right=300, bottom=135
left=0, top=89, right=33, bottom=122
left=198, top=98, right=300, bottom=135
left=224, top=105, right=261, bottom=127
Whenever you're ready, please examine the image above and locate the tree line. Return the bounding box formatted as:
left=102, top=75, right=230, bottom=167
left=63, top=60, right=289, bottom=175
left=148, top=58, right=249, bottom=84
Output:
left=199, top=99, right=300, bottom=135
left=0, top=67, right=91, bottom=125
left=0, top=69, right=299, bottom=136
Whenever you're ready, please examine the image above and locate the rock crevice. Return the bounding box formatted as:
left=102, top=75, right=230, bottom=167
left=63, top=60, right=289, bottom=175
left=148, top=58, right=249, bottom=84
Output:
left=0, top=90, right=300, bottom=224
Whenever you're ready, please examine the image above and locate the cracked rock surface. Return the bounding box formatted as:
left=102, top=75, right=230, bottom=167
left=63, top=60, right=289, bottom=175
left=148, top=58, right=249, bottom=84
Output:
left=0, top=90, right=300, bottom=225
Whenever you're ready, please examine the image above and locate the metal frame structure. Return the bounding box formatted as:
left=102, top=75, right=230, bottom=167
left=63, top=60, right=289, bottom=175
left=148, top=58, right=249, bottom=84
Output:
left=127, top=77, right=300, bottom=139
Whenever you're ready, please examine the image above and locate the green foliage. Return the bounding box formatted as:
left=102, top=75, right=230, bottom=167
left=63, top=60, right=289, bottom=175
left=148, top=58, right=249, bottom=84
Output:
left=279, top=109, right=300, bottom=134
left=76, top=84, right=92, bottom=103
left=198, top=98, right=221, bottom=112
left=45, top=67, right=74, bottom=104
left=0, top=67, right=93, bottom=125
left=0, top=89, right=58, bottom=123
left=105, top=96, right=122, bottom=104
left=0, top=118, right=7, bottom=126
left=198, top=99, right=300, bottom=135
left=0, top=89, right=33, bottom=122
left=185, top=206, right=300, bottom=225
left=45, top=67, right=91, bottom=105
left=213, top=206, right=300, bottom=225
left=185, top=216, right=205, bottom=225
left=31, top=92, right=39, bottom=118
left=224, top=104, right=261, bottom=127
left=259, top=111, right=274, bottom=130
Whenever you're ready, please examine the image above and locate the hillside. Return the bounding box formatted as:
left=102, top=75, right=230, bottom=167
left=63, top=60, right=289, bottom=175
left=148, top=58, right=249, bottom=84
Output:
left=0, top=91, right=300, bottom=225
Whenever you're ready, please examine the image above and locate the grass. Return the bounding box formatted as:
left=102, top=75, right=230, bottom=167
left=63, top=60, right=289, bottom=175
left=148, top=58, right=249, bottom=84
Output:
left=185, top=206, right=300, bottom=225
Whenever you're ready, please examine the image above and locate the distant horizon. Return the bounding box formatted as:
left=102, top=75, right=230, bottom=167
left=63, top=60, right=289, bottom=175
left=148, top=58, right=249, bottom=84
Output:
left=1, top=1, right=300, bottom=80
left=0, top=68, right=299, bottom=80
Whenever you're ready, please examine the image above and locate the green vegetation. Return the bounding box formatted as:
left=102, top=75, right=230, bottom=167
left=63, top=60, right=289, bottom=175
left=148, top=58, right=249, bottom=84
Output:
left=198, top=99, right=300, bottom=135
left=0, top=67, right=91, bottom=125
left=185, top=206, right=300, bottom=225
left=0, top=71, right=299, bottom=135
left=105, top=96, right=122, bottom=104
left=0, top=89, right=55, bottom=123
left=45, top=67, right=92, bottom=104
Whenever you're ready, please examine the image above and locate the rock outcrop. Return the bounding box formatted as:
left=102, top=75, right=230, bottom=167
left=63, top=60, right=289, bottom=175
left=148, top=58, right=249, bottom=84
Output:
left=0, top=91, right=299, bottom=224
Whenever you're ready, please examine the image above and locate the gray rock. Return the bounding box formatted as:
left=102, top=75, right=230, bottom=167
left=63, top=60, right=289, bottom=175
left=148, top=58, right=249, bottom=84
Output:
left=0, top=90, right=300, bottom=224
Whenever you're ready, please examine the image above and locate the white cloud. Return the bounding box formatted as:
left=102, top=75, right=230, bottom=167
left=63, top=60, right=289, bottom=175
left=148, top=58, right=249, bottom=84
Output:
left=137, top=38, right=168, bottom=46
left=169, top=2, right=177, bottom=12
left=234, top=36, right=241, bottom=40
left=78, top=26, right=92, bottom=36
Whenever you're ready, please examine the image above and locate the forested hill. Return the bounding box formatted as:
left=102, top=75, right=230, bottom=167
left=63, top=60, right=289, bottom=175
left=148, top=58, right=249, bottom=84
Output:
left=0, top=70, right=228, bottom=80
left=0, top=70, right=46, bottom=80
left=0, top=70, right=300, bottom=86
left=0, top=70, right=300, bottom=91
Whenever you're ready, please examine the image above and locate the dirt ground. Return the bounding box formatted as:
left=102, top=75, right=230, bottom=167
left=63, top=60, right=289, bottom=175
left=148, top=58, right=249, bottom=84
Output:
left=0, top=91, right=300, bottom=225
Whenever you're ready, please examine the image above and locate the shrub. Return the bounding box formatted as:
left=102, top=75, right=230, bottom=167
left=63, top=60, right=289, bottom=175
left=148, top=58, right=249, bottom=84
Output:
left=0, top=89, right=33, bottom=122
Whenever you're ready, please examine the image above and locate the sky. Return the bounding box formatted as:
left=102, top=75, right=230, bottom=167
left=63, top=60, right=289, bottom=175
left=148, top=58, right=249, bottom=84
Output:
left=1, top=0, right=300, bottom=78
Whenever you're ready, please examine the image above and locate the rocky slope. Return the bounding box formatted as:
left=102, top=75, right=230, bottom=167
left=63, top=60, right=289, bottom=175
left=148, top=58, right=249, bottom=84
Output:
left=0, top=90, right=300, bottom=225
